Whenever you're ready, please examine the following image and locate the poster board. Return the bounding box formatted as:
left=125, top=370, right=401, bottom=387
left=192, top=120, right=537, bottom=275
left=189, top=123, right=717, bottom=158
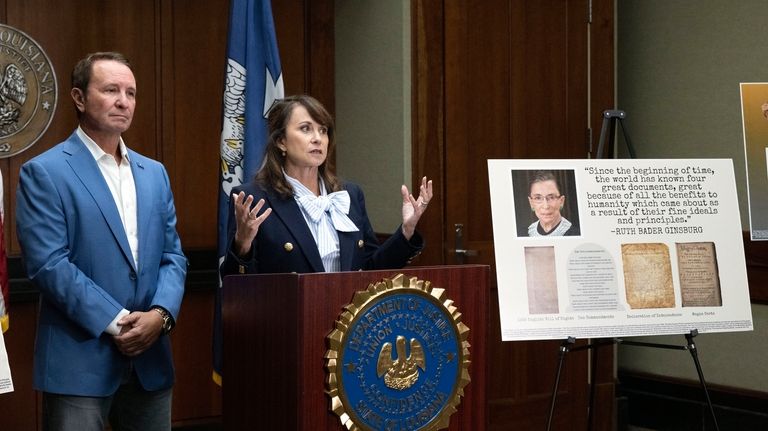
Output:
left=739, top=82, right=768, bottom=240
left=0, top=329, right=12, bottom=394
left=488, top=159, right=753, bottom=341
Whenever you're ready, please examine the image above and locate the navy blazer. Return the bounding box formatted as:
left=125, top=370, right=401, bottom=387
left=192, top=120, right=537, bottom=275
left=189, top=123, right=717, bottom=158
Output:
left=220, top=181, right=423, bottom=276
left=16, top=132, right=187, bottom=396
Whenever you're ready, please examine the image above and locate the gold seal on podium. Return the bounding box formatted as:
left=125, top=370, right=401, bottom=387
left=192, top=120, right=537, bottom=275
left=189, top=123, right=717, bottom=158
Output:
left=325, top=274, right=471, bottom=431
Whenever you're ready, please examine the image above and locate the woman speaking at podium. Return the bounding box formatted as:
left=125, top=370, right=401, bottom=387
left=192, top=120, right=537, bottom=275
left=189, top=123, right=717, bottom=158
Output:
left=220, top=95, right=432, bottom=276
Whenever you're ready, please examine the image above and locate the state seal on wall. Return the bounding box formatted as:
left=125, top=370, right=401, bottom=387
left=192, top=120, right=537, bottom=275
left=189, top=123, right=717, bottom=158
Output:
left=0, top=24, right=57, bottom=158
left=325, top=274, right=471, bottom=431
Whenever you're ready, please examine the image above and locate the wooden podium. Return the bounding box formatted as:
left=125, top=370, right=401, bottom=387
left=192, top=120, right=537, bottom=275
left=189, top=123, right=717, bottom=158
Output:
left=222, top=265, right=489, bottom=430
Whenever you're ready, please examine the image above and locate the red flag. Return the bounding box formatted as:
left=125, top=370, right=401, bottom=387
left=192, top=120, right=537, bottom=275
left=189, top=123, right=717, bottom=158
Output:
left=0, top=169, right=8, bottom=333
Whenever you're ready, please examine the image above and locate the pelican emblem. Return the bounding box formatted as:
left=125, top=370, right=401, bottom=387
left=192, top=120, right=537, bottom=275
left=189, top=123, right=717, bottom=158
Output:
left=377, top=335, right=426, bottom=390
left=0, top=63, right=27, bottom=132
left=326, top=275, right=472, bottom=430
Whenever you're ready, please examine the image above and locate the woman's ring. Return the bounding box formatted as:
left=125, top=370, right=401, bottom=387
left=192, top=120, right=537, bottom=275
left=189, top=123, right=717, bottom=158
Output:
left=420, top=201, right=429, bottom=207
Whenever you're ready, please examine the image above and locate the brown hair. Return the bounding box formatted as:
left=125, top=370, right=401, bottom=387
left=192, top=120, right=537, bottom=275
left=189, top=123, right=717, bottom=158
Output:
left=71, top=52, right=133, bottom=118
left=256, top=95, right=341, bottom=198
left=71, top=52, right=132, bottom=92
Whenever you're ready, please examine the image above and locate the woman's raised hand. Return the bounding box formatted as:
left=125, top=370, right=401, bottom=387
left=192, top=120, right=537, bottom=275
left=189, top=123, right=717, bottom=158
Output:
left=401, top=176, right=433, bottom=239
left=232, top=191, right=272, bottom=257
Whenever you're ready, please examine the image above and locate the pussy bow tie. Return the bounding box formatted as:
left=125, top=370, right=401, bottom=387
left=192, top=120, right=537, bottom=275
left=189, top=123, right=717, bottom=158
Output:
left=297, top=191, right=359, bottom=232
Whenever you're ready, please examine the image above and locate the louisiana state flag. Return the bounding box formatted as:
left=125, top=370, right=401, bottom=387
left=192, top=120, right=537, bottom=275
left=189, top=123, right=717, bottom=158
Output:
left=214, top=0, right=284, bottom=385
left=0, top=169, right=8, bottom=333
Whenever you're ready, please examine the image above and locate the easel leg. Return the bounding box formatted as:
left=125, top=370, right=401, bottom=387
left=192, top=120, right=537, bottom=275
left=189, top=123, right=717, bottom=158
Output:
left=685, top=331, right=720, bottom=431
left=587, top=341, right=599, bottom=431
left=546, top=337, right=575, bottom=431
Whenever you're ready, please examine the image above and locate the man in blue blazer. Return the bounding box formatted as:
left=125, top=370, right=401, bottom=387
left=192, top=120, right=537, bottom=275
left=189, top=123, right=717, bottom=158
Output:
left=16, top=52, right=186, bottom=431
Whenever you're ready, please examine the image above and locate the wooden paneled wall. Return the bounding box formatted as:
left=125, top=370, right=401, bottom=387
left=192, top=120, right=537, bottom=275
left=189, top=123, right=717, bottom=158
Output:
left=412, top=1, right=616, bottom=429
left=0, top=0, right=334, bottom=252
left=0, top=0, right=333, bottom=428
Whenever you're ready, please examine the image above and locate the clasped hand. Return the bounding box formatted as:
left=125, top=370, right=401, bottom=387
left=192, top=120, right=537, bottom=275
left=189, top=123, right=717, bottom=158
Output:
left=113, top=311, right=164, bottom=357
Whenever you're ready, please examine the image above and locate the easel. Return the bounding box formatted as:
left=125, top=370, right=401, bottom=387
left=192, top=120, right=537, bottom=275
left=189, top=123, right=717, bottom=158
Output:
left=545, top=110, right=719, bottom=430
left=544, top=330, right=720, bottom=431
left=594, top=109, right=636, bottom=159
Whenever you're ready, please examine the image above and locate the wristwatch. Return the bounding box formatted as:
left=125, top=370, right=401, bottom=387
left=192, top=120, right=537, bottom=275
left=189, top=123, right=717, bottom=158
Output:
left=152, top=306, right=174, bottom=335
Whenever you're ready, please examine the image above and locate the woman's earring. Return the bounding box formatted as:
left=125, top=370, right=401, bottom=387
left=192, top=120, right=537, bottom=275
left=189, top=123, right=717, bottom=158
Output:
left=281, top=150, right=286, bottom=157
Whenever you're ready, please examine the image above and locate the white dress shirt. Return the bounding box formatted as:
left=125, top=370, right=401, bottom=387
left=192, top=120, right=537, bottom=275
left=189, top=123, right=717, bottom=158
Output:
left=285, top=173, right=358, bottom=272
left=77, top=127, right=136, bottom=335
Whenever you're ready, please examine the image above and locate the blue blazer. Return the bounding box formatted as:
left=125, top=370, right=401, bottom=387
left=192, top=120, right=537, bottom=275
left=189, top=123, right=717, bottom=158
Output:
left=16, top=132, right=187, bottom=397
left=220, top=181, right=423, bottom=276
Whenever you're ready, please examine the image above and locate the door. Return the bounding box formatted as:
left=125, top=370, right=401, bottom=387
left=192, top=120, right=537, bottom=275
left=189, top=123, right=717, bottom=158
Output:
left=412, top=1, right=615, bottom=429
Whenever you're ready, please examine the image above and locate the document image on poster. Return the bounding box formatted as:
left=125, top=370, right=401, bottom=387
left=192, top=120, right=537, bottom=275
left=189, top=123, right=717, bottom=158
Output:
left=677, top=242, right=722, bottom=307
left=621, top=243, right=676, bottom=309
left=566, top=243, right=622, bottom=312
left=489, top=159, right=753, bottom=341
left=524, top=246, right=560, bottom=314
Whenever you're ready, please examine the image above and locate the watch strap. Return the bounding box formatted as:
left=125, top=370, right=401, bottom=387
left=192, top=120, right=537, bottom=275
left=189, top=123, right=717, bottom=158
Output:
left=151, top=306, right=174, bottom=334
